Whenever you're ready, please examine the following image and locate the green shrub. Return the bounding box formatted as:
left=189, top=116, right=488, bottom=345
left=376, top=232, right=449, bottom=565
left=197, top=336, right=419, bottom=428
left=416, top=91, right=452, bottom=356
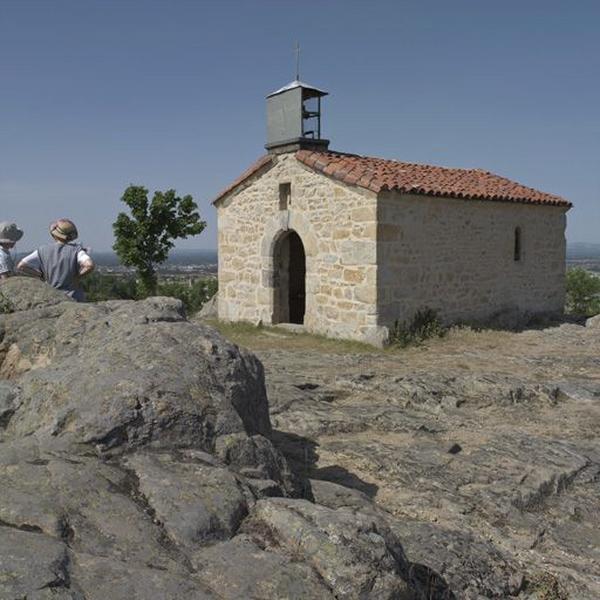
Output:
left=389, top=308, right=446, bottom=347
left=156, top=278, right=217, bottom=315
left=81, top=272, right=138, bottom=302
left=80, top=272, right=218, bottom=316
left=565, top=267, right=600, bottom=316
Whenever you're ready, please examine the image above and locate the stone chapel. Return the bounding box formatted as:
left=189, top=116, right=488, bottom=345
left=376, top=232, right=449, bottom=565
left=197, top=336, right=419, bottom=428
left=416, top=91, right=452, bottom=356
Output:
left=213, top=80, right=571, bottom=345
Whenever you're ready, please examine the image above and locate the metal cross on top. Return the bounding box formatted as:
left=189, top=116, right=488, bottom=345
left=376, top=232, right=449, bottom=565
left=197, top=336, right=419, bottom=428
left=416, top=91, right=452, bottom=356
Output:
left=295, top=42, right=300, bottom=81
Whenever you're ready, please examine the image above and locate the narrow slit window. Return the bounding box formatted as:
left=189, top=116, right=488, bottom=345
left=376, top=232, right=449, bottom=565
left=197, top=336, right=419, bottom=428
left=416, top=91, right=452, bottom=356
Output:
left=279, top=183, right=291, bottom=210
left=514, top=227, right=522, bottom=261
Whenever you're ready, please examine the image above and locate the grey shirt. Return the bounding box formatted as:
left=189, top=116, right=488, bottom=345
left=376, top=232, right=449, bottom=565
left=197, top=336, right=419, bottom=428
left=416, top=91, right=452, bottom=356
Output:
left=36, top=242, right=85, bottom=301
left=0, top=247, right=14, bottom=275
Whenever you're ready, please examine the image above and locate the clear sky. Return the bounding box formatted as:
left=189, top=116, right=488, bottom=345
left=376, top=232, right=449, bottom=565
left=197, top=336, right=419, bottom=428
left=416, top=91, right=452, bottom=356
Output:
left=1, top=0, right=598, bottom=251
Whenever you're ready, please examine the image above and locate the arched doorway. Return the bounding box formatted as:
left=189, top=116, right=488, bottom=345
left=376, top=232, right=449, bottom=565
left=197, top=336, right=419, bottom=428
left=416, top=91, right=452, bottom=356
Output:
left=273, top=230, right=306, bottom=324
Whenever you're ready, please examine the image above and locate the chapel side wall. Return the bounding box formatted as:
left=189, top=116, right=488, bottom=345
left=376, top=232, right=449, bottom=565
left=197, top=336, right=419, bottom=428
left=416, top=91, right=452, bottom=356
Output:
left=217, top=153, right=382, bottom=343
left=377, top=192, right=568, bottom=327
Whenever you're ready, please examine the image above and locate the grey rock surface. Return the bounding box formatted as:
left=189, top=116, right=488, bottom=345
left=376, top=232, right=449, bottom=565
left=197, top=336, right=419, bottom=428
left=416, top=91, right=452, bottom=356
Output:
left=0, top=527, right=74, bottom=599
left=196, top=291, right=218, bottom=319
left=125, top=449, right=249, bottom=548
left=0, top=381, right=19, bottom=428
left=4, top=279, right=597, bottom=598
left=243, top=497, right=416, bottom=599
left=585, top=313, right=600, bottom=328
left=70, top=553, right=215, bottom=600
left=0, top=280, right=427, bottom=599
left=0, top=276, right=73, bottom=312
left=192, top=534, right=335, bottom=599
left=0, top=294, right=271, bottom=452
left=259, top=322, right=600, bottom=599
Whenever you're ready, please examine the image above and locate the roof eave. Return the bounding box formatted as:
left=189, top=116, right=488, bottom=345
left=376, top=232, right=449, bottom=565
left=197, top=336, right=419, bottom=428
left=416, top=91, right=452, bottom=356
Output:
left=212, top=155, right=275, bottom=206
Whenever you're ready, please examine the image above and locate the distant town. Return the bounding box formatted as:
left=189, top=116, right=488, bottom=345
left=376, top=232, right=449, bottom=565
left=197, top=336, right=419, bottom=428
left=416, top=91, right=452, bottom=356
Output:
left=89, top=244, right=599, bottom=278
left=93, top=249, right=218, bottom=282
left=566, top=242, right=600, bottom=274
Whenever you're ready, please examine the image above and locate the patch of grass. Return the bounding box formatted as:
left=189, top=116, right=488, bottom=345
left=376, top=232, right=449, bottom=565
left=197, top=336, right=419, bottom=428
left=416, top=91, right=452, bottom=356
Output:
left=389, top=308, right=447, bottom=348
left=205, top=319, right=383, bottom=355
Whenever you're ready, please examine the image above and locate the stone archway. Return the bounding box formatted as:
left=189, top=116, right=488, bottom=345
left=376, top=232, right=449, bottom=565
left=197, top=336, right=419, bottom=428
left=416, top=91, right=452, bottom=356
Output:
left=272, top=230, right=306, bottom=324
left=260, top=212, right=318, bottom=327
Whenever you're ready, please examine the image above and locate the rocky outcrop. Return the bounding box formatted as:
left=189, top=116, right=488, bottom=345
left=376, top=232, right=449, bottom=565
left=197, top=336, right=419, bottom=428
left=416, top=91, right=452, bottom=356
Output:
left=0, top=279, right=431, bottom=599
left=259, top=322, right=600, bottom=599
left=196, top=291, right=218, bottom=319
left=4, top=277, right=596, bottom=598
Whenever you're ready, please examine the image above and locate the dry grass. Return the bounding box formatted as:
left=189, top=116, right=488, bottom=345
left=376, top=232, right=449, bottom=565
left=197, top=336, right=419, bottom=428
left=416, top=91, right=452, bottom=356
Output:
left=204, top=319, right=595, bottom=385
left=206, top=319, right=518, bottom=359
left=205, top=319, right=384, bottom=355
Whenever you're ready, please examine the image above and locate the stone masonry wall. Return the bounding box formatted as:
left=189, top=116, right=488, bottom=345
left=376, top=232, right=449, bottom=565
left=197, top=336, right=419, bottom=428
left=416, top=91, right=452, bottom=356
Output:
left=217, top=153, right=386, bottom=344
left=377, top=191, right=568, bottom=329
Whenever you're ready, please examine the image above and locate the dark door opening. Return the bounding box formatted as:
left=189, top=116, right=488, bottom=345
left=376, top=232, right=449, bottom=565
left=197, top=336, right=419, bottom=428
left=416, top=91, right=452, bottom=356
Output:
left=288, top=232, right=306, bottom=324
left=273, top=230, right=306, bottom=325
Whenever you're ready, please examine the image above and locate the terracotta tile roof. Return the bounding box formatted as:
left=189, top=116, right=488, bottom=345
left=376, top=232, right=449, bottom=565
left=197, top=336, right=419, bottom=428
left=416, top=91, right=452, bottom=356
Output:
left=212, top=155, right=274, bottom=204
left=296, top=150, right=571, bottom=207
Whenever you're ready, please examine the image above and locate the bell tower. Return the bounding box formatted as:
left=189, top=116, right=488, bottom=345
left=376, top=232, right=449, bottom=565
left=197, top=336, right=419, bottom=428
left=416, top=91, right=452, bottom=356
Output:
left=265, top=80, right=329, bottom=154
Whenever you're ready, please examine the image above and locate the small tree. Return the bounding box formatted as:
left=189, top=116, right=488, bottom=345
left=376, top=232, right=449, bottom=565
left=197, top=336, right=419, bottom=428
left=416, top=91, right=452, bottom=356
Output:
left=113, top=186, right=206, bottom=295
left=565, top=267, right=600, bottom=316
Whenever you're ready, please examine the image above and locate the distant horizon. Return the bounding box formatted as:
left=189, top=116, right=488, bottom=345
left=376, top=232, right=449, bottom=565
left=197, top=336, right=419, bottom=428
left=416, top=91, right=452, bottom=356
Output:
left=84, top=241, right=600, bottom=254
left=81, top=241, right=600, bottom=263
left=13, top=242, right=600, bottom=256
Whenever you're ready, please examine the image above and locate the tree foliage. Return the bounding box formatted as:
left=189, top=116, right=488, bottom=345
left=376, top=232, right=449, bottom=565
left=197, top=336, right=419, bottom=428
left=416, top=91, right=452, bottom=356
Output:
left=565, top=267, right=600, bottom=316
left=81, top=272, right=139, bottom=302
left=80, top=272, right=217, bottom=316
left=113, top=186, right=206, bottom=294
left=156, top=278, right=218, bottom=315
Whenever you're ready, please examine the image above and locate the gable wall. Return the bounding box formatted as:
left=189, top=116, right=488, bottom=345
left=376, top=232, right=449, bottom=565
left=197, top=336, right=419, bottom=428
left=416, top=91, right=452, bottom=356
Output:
left=217, top=153, right=385, bottom=344
left=377, top=191, right=568, bottom=328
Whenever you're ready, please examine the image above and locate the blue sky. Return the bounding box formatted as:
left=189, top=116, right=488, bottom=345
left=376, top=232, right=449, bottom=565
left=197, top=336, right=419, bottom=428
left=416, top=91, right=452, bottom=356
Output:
left=1, top=0, right=598, bottom=251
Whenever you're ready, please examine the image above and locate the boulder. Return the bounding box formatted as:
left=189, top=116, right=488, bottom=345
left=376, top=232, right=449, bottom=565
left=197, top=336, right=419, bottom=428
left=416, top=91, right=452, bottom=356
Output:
left=196, top=291, right=218, bottom=319
left=70, top=553, right=215, bottom=600
left=191, top=534, right=335, bottom=599
left=585, top=313, right=600, bottom=328
left=242, top=497, right=415, bottom=599
left=124, top=450, right=249, bottom=548
left=0, top=286, right=271, bottom=455
left=0, top=276, right=73, bottom=312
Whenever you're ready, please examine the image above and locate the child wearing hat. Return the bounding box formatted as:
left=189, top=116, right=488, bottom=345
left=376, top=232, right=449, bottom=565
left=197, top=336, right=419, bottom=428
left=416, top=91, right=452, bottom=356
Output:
left=17, top=219, right=95, bottom=301
left=0, top=222, right=24, bottom=280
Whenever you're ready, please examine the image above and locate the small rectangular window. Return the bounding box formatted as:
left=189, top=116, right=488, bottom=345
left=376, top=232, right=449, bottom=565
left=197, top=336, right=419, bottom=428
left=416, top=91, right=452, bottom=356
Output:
left=279, top=183, right=291, bottom=210
left=514, top=227, right=522, bottom=262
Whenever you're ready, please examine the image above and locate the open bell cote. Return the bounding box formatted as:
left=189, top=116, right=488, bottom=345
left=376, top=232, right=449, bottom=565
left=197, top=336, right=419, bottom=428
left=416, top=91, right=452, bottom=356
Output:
left=265, top=80, right=329, bottom=154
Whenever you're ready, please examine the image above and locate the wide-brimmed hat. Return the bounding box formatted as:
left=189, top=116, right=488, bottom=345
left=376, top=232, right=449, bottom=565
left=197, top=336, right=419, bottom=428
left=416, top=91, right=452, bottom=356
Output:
left=50, top=219, right=78, bottom=242
left=0, top=222, right=24, bottom=244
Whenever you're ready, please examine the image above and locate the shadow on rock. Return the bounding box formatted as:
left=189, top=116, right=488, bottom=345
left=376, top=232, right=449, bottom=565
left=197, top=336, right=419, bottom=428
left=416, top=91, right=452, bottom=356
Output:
left=311, top=464, right=379, bottom=498
left=270, top=430, right=318, bottom=499
left=408, top=563, right=457, bottom=600
left=270, top=429, right=379, bottom=500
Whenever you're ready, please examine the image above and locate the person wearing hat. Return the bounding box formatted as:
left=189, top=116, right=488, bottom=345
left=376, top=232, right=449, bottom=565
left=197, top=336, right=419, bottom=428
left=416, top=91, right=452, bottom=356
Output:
left=17, top=219, right=95, bottom=301
left=0, top=222, right=24, bottom=280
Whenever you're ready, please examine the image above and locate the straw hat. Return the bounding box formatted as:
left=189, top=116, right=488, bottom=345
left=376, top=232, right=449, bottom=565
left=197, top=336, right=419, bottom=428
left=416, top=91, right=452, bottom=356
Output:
left=0, top=222, right=24, bottom=244
left=50, top=219, right=78, bottom=242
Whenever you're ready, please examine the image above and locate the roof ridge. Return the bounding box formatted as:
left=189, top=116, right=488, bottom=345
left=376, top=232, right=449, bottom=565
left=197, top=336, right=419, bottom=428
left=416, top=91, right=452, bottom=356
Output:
left=310, top=149, right=500, bottom=175
left=295, top=150, right=571, bottom=207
